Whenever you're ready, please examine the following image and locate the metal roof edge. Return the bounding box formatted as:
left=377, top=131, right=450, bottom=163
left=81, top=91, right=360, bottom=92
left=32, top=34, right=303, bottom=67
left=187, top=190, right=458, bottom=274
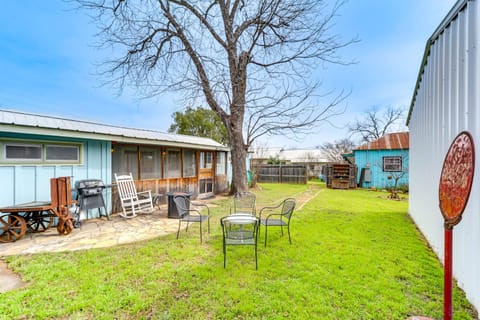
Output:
left=406, top=0, right=470, bottom=125
left=0, top=110, right=230, bottom=151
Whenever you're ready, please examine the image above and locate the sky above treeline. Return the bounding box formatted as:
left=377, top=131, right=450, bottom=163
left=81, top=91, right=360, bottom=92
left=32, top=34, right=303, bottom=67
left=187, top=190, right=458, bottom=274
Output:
left=0, top=0, right=458, bottom=149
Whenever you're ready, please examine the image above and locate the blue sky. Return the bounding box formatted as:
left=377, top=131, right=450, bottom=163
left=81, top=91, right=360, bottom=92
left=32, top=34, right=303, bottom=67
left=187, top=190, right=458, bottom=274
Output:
left=0, top=1, right=458, bottom=148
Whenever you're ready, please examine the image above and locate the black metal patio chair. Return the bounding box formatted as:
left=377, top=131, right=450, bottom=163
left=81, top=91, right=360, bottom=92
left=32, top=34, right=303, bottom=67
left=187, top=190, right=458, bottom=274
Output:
left=174, top=195, right=210, bottom=243
left=259, top=198, right=296, bottom=247
left=230, top=191, right=256, bottom=216
left=220, top=215, right=260, bottom=270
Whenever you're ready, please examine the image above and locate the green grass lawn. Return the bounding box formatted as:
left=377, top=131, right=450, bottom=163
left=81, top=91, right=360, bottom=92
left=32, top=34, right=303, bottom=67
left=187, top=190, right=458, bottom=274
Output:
left=0, top=182, right=477, bottom=319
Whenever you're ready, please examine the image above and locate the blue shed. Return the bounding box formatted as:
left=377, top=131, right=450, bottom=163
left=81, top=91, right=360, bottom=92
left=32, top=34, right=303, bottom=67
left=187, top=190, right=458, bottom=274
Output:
left=0, top=109, right=230, bottom=218
left=353, top=132, right=409, bottom=189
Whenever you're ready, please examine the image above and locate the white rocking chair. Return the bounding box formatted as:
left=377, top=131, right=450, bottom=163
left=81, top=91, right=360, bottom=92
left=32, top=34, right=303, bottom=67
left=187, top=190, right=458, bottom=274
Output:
left=114, top=173, right=154, bottom=218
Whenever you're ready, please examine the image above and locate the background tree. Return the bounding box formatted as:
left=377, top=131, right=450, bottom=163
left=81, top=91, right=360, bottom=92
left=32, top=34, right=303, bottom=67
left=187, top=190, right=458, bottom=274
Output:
left=168, top=106, right=229, bottom=144
left=349, top=106, right=406, bottom=143
left=319, top=138, right=356, bottom=162
left=77, top=0, right=355, bottom=193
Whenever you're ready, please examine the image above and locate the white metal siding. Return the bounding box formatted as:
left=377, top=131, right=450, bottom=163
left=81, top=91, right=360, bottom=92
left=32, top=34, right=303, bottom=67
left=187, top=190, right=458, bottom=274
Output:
left=409, top=0, right=480, bottom=310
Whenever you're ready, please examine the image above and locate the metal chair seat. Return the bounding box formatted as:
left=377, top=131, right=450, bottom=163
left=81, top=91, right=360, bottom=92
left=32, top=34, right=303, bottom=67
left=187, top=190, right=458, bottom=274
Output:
left=260, top=218, right=287, bottom=226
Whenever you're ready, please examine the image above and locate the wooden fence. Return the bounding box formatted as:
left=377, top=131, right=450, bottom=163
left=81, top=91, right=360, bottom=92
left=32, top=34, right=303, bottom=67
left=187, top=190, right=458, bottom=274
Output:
left=251, top=165, right=307, bottom=184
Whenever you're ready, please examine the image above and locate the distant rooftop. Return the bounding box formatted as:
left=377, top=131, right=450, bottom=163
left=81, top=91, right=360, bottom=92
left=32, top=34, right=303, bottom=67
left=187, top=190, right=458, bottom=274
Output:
left=354, top=132, right=409, bottom=151
left=0, top=109, right=229, bottom=151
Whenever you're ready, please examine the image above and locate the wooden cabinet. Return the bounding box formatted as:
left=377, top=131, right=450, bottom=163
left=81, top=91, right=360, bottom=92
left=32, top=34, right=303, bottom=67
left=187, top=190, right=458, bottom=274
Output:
left=326, top=164, right=357, bottom=189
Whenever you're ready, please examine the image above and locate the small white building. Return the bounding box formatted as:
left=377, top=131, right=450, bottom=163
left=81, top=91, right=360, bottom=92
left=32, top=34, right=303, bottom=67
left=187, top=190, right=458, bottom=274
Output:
left=407, top=0, right=480, bottom=311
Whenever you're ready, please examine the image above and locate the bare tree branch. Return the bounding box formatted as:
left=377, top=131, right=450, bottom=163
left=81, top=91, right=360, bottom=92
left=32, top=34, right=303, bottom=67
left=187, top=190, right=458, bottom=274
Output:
left=348, top=106, right=407, bottom=143
left=75, top=0, right=356, bottom=193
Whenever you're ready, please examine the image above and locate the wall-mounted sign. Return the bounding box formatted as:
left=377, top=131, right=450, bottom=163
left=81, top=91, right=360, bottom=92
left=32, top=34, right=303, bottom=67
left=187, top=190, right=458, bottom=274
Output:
left=439, top=131, right=475, bottom=229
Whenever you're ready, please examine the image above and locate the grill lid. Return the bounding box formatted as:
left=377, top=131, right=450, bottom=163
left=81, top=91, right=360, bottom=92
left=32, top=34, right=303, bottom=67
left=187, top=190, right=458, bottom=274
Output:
left=75, top=179, right=106, bottom=190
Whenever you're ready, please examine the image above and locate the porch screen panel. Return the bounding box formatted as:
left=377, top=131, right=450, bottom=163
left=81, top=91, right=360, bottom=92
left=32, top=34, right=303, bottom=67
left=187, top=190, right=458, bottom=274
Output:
left=112, top=145, right=139, bottom=179
left=164, top=149, right=181, bottom=178
left=140, top=147, right=161, bottom=179
left=183, top=149, right=196, bottom=177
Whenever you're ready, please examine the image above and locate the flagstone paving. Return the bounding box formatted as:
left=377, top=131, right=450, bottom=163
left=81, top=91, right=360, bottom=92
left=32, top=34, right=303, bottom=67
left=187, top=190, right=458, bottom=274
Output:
left=0, top=208, right=179, bottom=257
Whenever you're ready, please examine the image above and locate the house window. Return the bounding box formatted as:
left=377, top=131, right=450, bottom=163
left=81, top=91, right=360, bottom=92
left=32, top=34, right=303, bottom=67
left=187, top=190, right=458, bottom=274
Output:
left=216, top=151, right=226, bottom=175
left=4, top=144, right=42, bottom=161
left=199, top=178, right=213, bottom=194
left=164, top=149, right=181, bottom=178
left=183, top=149, right=196, bottom=177
left=45, top=145, right=79, bottom=162
left=383, top=156, right=402, bottom=172
left=200, top=151, right=213, bottom=169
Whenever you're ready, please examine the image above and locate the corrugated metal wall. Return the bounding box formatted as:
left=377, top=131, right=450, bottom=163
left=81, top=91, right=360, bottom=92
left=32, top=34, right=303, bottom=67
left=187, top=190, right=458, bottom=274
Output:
left=408, top=0, right=480, bottom=310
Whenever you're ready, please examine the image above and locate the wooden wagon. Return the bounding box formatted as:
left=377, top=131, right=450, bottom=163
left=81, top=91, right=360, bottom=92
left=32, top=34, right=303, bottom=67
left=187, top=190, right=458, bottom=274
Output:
left=0, top=177, right=76, bottom=243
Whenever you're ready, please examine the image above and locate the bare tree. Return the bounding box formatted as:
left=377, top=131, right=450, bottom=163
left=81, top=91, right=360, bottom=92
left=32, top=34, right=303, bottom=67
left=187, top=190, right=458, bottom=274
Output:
left=349, top=106, right=406, bottom=143
left=319, top=138, right=355, bottom=162
left=76, top=0, right=356, bottom=193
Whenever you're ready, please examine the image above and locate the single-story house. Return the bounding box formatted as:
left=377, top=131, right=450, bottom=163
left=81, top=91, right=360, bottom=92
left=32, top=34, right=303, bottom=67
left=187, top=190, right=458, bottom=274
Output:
left=0, top=109, right=230, bottom=216
left=353, top=132, right=409, bottom=189
left=407, top=0, right=480, bottom=311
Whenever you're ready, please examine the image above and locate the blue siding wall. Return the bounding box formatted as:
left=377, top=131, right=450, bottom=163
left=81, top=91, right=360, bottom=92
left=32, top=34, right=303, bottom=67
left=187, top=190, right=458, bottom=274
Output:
left=0, top=133, right=112, bottom=216
left=354, top=149, right=409, bottom=189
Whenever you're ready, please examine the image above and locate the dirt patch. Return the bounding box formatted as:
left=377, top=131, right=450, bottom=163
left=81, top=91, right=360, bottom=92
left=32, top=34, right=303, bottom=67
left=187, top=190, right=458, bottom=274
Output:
left=0, top=259, right=26, bottom=293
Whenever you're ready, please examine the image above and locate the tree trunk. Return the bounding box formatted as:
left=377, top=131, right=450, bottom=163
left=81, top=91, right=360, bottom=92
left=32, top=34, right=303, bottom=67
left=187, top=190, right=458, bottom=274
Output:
left=227, top=51, right=249, bottom=194
left=229, top=124, right=248, bottom=195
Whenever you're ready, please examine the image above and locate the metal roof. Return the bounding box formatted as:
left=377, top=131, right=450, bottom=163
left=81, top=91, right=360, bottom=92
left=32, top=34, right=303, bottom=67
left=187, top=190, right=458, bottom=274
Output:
left=407, top=0, right=469, bottom=125
left=0, top=109, right=229, bottom=151
left=354, top=132, right=409, bottom=151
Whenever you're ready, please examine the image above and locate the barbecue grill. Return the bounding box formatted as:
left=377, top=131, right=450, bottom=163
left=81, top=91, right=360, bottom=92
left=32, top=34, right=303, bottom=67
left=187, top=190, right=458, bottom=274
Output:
left=74, top=179, right=110, bottom=227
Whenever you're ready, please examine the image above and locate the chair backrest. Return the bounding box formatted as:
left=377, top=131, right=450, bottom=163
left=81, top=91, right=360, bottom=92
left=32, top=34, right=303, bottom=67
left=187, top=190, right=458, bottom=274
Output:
left=114, top=173, right=139, bottom=200
left=232, top=192, right=256, bottom=215
left=281, top=198, right=296, bottom=219
left=173, top=195, right=190, bottom=218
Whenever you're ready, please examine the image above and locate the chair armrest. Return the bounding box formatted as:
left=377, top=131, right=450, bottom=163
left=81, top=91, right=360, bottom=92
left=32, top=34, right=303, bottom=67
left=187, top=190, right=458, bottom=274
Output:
left=259, top=202, right=282, bottom=218
left=264, top=212, right=282, bottom=221
left=184, top=208, right=202, bottom=216
left=136, top=190, right=152, bottom=198
left=191, top=202, right=210, bottom=215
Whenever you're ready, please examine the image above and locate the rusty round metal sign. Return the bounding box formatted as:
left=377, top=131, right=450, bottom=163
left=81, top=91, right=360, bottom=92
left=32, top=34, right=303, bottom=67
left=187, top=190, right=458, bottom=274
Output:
left=439, top=131, right=475, bottom=229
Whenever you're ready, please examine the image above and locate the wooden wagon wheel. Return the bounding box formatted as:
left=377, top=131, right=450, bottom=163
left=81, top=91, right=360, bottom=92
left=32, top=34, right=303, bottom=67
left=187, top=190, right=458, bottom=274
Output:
left=56, top=216, right=74, bottom=235
left=0, top=214, right=27, bottom=243
left=25, top=211, right=54, bottom=233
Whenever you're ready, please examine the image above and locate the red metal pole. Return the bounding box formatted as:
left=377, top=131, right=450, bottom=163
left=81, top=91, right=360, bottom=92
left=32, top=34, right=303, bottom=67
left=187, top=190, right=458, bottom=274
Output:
left=444, top=228, right=453, bottom=320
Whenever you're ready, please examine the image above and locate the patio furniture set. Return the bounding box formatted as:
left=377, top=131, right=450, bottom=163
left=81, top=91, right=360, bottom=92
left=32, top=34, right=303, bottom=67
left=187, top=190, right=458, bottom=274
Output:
left=0, top=173, right=296, bottom=270
left=174, top=191, right=296, bottom=270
